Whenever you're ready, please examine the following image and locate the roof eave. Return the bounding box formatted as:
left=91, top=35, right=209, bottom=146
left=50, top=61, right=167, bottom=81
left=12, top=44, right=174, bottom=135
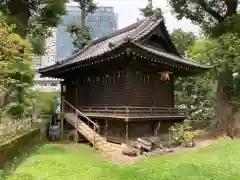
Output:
left=132, top=43, right=210, bottom=70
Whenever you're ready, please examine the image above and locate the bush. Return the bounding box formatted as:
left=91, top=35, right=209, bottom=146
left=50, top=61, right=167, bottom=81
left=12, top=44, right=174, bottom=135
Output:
left=169, top=123, right=196, bottom=148
left=36, top=92, right=59, bottom=115
left=182, top=131, right=197, bottom=147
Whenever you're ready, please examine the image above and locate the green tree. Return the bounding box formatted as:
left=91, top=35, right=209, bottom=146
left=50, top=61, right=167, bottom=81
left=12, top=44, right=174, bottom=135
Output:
left=140, top=0, right=163, bottom=19
left=171, top=29, right=196, bottom=56
left=66, top=24, right=92, bottom=53
left=168, top=0, right=240, bottom=37
left=0, top=13, right=36, bottom=119
left=171, top=29, right=215, bottom=128
left=66, top=0, right=97, bottom=52
left=168, top=0, right=240, bottom=136
left=0, top=0, right=67, bottom=54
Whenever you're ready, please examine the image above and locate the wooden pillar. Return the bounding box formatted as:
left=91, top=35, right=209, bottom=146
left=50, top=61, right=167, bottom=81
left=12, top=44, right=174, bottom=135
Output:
left=125, top=107, right=129, bottom=144
left=75, top=78, right=78, bottom=143
left=105, top=119, right=108, bottom=139
left=75, top=110, right=78, bottom=143
left=60, top=83, right=65, bottom=139
left=75, top=78, right=78, bottom=108
left=105, top=106, right=108, bottom=139
left=154, top=121, right=161, bottom=136
left=93, top=124, right=96, bottom=149
left=125, top=121, right=129, bottom=144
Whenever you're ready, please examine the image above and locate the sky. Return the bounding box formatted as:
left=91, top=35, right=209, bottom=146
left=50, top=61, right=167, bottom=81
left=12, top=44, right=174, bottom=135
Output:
left=95, top=0, right=199, bottom=34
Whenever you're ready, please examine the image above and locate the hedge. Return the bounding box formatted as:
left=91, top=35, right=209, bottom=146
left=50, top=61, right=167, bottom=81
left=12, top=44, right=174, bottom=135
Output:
left=36, top=92, right=59, bottom=115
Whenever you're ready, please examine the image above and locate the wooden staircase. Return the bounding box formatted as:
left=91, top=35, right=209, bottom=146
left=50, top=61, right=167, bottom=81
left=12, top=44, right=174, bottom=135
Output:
left=64, top=101, right=115, bottom=153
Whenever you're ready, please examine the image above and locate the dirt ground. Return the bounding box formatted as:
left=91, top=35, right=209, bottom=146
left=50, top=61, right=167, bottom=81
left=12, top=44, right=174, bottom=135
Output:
left=55, top=139, right=219, bottom=165
left=104, top=139, right=218, bottom=165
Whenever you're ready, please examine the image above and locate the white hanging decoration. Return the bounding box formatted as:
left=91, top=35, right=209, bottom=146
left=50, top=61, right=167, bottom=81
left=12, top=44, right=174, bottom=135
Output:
left=147, top=74, right=150, bottom=80
left=157, top=71, right=173, bottom=81
left=63, top=85, right=66, bottom=92
left=87, top=77, right=91, bottom=82
left=96, top=77, right=100, bottom=82
left=125, top=48, right=131, bottom=57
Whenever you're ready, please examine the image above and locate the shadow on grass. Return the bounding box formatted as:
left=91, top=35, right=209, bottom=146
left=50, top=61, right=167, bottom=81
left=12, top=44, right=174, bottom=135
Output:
left=0, top=141, right=46, bottom=180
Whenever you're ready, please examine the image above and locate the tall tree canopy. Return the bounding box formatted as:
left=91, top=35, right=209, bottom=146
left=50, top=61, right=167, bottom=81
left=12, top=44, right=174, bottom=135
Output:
left=0, top=13, right=36, bottom=119
left=1, top=0, right=66, bottom=37
left=140, top=0, right=163, bottom=19
left=171, top=29, right=215, bottom=128
left=168, top=0, right=240, bottom=137
left=0, top=0, right=67, bottom=54
left=168, top=0, right=240, bottom=36
left=171, top=29, right=196, bottom=56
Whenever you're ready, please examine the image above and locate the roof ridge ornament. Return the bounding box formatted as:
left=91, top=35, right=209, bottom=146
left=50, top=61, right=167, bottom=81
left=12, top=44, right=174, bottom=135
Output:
left=151, top=15, right=157, bottom=21
left=125, top=48, right=131, bottom=58
left=157, top=71, right=173, bottom=81
left=108, top=42, right=115, bottom=48
left=124, top=36, right=131, bottom=42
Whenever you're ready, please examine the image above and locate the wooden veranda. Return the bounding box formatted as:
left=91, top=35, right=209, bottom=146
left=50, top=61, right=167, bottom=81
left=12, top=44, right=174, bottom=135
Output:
left=65, top=105, right=187, bottom=121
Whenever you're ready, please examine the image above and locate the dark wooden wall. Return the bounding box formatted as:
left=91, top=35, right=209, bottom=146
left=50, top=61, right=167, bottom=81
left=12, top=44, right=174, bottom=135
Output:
left=64, top=64, right=174, bottom=108
left=107, top=120, right=126, bottom=143
left=125, top=66, right=174, bottom=107
left=129, top=121, right=154, bottom=138
left=64, top=78, right=76, bottom=107
left=76, top=70, right=127, bottom=107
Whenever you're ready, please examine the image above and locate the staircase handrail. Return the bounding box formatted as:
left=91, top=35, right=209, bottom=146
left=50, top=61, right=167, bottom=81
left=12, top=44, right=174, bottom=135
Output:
left=64, top=100, right=99, bottom=129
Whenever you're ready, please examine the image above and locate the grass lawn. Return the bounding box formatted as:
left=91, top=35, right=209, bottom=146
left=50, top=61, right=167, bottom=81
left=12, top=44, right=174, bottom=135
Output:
left=3, top=140, right=240, bottom=180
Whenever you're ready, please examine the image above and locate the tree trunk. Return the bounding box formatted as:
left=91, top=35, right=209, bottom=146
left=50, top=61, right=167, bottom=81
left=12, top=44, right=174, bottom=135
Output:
left=80, top=5, right=86, bottom=29
left=7, top=0, right=30, bottom=37
left=210, top=2, right=239, bottom=137
left=211, top=68, right=239, bottom=137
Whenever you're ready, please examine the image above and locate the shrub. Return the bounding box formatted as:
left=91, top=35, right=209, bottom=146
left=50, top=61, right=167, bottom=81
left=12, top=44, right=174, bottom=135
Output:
left=36, top=92, right=59, bottom=115
left=182, top=131, right=197, bottom=147
left=0, top=12, right=36, bottom=119
left=169, top=123, right=196, bottom=148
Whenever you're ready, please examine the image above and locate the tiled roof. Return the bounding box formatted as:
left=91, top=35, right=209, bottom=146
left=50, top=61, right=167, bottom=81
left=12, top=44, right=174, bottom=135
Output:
left=39, top=16, right=209, bottom=74
left=65, top=17, right=163, bottom=65
left=40, top=17, right=165, bottom=73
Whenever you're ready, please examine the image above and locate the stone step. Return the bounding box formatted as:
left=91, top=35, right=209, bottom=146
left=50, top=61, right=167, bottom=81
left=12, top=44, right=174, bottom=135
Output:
left=64, top=113, right=116, bottom=153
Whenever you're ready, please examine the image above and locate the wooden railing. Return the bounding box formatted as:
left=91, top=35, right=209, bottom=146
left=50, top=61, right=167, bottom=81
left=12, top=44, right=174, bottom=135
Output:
left=64, top=100, right=100, bottom=148
left=78, top=106, right=187, bottom=118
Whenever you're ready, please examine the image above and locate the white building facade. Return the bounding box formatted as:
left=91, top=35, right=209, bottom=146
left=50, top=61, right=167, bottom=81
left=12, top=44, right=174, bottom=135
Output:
left=34, top=28, right=61, bottom=92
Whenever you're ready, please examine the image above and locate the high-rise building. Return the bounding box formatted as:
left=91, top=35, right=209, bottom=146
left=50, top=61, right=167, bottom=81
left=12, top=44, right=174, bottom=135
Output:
left=41, top=28, right=57, bottom=67
left=56, top=3, right=118, bottom=61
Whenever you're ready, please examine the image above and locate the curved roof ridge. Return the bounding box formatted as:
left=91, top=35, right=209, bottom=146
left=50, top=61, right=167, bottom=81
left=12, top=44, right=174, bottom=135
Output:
left=89, top=19, right=144, bottom=46
left=128, top=18, right=151, bottom=39
left=132, top=18, right=163, bottom=41
left=57, top=19, right=145, bottom=65
left=133, top=42, right=210, bottom=69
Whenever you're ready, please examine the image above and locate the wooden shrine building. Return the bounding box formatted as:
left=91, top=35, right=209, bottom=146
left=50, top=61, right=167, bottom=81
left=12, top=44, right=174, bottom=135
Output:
left=39, top=16, right=209, bottom=144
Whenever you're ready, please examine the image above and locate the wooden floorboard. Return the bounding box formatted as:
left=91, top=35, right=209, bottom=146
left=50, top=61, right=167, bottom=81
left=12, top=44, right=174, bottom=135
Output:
left=83, top=113, right=186, bottom=121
